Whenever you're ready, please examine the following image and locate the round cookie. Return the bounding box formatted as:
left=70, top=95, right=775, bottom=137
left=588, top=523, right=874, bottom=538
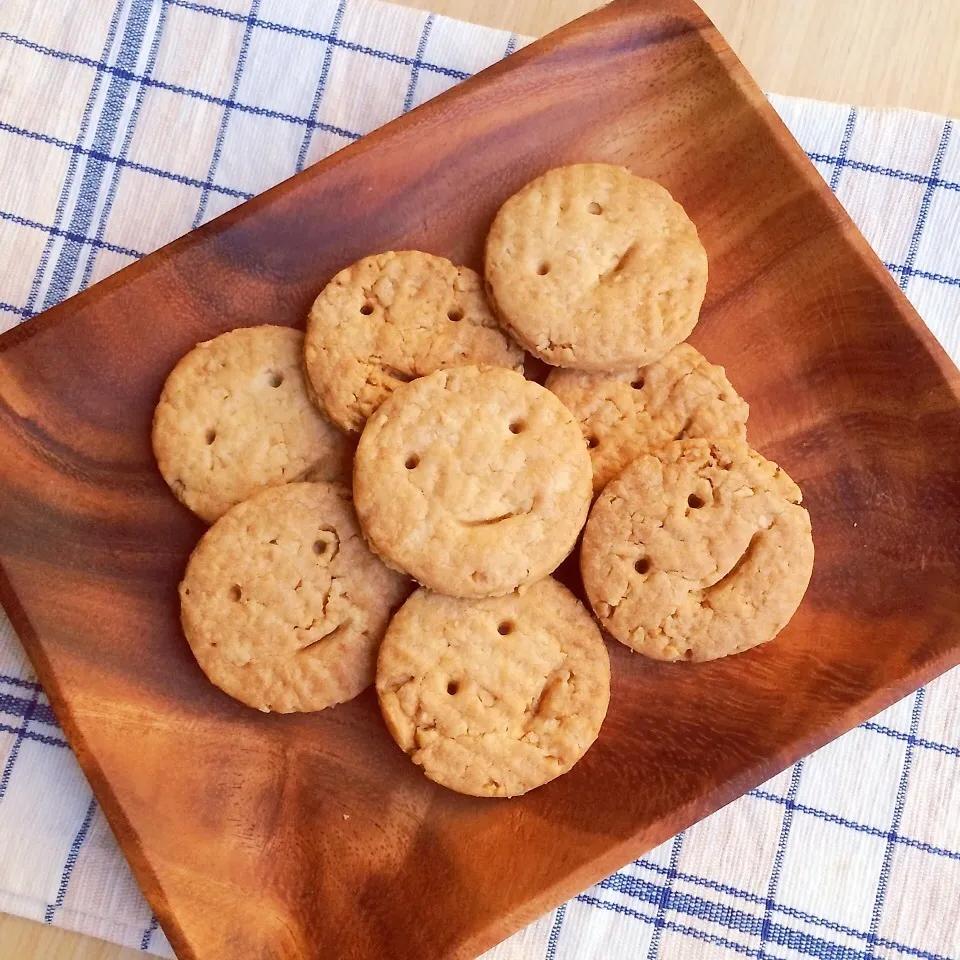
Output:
left=485, top=163, right=708, bottom=370
left=547, top=343, right=749, bottom=494
left=581, top=439, right=813, bottom=662
left=304, top=251, right=524, bottom=433
left=180, top=482, right=410, bottom=713
left=376, top=577, right=610, bottom=797
left=353, top=365, right=593, bottom=598
left=153, top=325, right=352, bottom=523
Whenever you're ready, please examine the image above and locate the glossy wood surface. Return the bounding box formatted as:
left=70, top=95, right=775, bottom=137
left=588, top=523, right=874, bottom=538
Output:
left=2, top=1, right=960, bottom=958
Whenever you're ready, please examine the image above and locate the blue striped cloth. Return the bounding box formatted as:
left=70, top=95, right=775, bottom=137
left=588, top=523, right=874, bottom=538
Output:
left=1, top=1, right=959, bottom=957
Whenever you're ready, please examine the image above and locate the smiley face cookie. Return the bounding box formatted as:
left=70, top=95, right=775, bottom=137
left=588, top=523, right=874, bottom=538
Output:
left=304, top=251, right=524, bottom=433
left=153, top=325, right=352, bottom=522
left=376, top=577, right=610, bottom=797
left=547, top=343, right=748, bottom=494
left=353, top=365, right=593, bottom=597
left=180, top=482, right=410, bottom=713
left=581, top=438, right=813, bottom=662
left=485, top=164, right=708, bottom=370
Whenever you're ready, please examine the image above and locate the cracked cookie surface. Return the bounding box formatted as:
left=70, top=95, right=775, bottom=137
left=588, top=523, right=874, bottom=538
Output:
left=376, top=577, right=610, bottom=797
left=180, top=482, right=410, bottom=713
left=153, top=325, right=352, bottom=523
left=353, top=365, right=593, bottom=598
left=547, top=343, right=749, bottom=494
left=304, top=251, right=524, bottom=433
left=484, top=164, right=708, bottom=370
left=581, top=439, right=813, bottom=662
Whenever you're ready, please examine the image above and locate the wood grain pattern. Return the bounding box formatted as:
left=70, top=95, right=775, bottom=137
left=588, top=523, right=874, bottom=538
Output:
left=2, top=2, right=960, bottom=958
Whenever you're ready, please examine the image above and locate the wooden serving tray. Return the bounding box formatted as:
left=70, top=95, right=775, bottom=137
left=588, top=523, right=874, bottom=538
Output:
left=2, top=1, right=960, bottom=957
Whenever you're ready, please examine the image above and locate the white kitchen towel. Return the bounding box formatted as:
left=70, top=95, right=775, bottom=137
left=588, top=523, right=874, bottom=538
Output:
left=1, top=1, right=959, bottom=958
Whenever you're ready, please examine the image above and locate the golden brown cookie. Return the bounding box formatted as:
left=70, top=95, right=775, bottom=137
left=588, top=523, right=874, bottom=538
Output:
left=303, top=251, right=524, bottom=433
left=376, top=577, right=610, bottom=797
left=581, top=439, right=813, bottom=662
left=485, top=163, right=708, bottom=370
left=180, top=482, right=410, bottom=713
left=153, top=325, right=352, bottom=523
left=547, top=343, right=748, bottom=493
left=353, top=365, right=592, bottom=598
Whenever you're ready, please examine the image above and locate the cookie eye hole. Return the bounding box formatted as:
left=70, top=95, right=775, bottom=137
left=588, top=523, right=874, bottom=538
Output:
left=631, top=377, right=645, bottom=390
left=536, top=262, right=550, bottom=276
left=405, top=455, right=420, bottom=470
left=360, top=302, right=374, bottom=316
left=205, top=429, right=217, bottom=445
left=634, top=557, right=650, bottom=575
left=497, top=621, right=514, bottom=636
left=447, top=308, right=464, bottom=322
left=588, top=201, right=602, bottom=215
left=313, top=540, right=327, bottom=555
left=586, top=435, right=599, bottom=449
left=509, top=420, right=525, bottom=434
left=268, top=372, right=284, bottom=388
left=229, top=585, right=242, bottom=601
left=447, top=681, right=459, bottom=695
left=688, top=494, right=705, bottom=509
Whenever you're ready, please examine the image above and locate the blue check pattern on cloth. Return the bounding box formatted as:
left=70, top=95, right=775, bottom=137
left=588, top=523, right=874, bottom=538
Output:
left=1, top=1, right=960, bottom=957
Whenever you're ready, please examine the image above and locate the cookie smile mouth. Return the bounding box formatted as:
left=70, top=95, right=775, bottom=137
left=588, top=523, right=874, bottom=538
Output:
left=297, top=620, right=351, bottom=654
left=459, top=506, right=533, bottom=527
